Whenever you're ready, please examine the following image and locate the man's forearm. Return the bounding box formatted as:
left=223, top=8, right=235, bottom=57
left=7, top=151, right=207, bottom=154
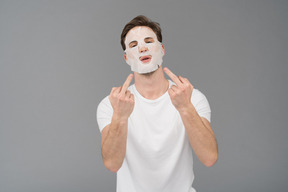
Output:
left=179, top=103, right=218, bottom=167
left=101, top=114, right=128, bottom=172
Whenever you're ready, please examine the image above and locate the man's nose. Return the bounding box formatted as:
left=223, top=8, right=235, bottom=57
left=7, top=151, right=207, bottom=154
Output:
left=139, top=45, right=148, bottom=53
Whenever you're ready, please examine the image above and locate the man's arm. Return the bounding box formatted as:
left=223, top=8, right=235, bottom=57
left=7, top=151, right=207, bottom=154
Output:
left=178, top=104, right=218, bottom=167
left=164, top=67, right=218, bottom=167
left=101, top=115, right=129, bottom=172
left=101, top=74, right=134, bottom=172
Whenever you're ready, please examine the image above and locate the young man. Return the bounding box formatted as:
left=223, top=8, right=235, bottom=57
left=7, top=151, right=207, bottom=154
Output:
left=97, top=15, right=218, bottom=192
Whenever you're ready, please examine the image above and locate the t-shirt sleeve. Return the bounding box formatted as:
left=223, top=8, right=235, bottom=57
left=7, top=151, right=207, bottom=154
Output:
left=191, top=89, right=211, bottom=123
left=96, top=96, right=113, bottom=132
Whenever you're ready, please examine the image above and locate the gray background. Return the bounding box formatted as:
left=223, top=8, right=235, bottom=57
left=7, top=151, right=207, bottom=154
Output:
left=1, top=0, right=287, bottom=192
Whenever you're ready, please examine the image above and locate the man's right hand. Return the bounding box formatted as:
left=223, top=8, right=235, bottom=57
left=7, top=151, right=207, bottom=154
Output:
left=109, top=74, right=135, bottom=121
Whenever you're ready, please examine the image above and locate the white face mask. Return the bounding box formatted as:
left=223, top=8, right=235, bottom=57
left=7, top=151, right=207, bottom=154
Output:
left=124, top=26, right=164, bottom=74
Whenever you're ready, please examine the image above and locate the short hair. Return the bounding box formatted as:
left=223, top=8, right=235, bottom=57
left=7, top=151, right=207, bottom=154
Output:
left=120, top=15, right=162, bottom=50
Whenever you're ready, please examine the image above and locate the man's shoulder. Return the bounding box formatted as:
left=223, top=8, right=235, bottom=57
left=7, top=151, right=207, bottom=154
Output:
left=97, top=95, right=111, bottom=112
left=192, top=87, right=207, bottom=98
left=99, top=95, right=110, bottom=104
left=192, top=88, right=202, bottom=97
left=191, top=87, right=210, bottom=108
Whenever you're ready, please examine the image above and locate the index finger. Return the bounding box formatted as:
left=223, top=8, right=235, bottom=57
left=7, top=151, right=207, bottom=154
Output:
left=163, top=67, right=182, bottom=86
left=121, top=74, right=134, bottom=94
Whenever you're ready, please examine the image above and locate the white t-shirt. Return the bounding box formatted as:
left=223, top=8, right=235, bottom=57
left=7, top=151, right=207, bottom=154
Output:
left=97, top=80, right=211, bottom=192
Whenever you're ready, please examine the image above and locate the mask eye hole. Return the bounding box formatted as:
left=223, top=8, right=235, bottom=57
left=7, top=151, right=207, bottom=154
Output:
left=145, top=37, right=154, bottom=44
left=129, top=41, right=137, bottom=48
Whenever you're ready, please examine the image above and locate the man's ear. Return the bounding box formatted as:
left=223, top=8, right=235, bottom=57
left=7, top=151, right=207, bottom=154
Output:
left=161, top=44, right=165, bottom=56
left=124, top=53, right=127, bottom=61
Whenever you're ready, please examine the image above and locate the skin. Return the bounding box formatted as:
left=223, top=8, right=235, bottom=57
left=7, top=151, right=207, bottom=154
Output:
left=101, top=26, right=218, bottom=172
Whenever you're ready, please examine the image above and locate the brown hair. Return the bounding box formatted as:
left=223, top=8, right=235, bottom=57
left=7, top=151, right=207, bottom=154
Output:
left=120, top=15, right=162, bottom=50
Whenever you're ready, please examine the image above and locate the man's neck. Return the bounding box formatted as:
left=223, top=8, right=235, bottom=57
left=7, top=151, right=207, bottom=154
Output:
left=134, top=66, right=169, bottom=100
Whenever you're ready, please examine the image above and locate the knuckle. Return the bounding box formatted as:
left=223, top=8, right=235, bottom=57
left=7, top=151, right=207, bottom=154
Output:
left=109, top=94, right=115, bottom=99
left=118, top=95, right=124, bottom=100
left=111, top=87, right=118, bottom=91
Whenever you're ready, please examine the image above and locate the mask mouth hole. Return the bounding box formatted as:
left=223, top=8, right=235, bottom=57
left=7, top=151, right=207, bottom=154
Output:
left=140, top=55, right=152, bottom=61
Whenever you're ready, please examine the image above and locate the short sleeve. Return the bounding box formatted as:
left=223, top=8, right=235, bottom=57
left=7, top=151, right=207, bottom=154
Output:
left=96, top=96, right=113, bottom=132
left=191, top=89, right=211, bottom=122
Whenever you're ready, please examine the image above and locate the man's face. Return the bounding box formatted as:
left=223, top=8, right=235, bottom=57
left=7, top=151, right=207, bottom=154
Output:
left=124, top=26, right=164, bottom=74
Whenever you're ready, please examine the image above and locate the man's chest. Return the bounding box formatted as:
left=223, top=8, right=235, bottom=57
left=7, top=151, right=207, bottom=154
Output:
left=127, top=99, right=186, bottom=155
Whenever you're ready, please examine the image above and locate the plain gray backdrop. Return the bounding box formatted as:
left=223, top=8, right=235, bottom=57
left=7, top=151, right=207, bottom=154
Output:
left=1, top=0, right=287, bottom=192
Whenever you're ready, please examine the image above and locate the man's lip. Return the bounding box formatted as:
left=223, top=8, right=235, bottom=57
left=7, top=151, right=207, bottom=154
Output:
left=139, top=55, right=152, bottom=63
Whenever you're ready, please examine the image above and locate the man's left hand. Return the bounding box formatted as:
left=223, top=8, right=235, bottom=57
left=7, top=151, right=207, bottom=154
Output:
left=163, top=67, right=194, bottom=112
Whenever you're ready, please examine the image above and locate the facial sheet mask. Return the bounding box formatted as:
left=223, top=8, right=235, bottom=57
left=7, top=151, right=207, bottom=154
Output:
left=124, top=27, right=164, bottom=74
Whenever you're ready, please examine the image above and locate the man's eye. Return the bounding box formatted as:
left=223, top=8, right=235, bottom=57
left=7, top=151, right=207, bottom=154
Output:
left=146, top=40, right=154, bottom=43
left=130, top=44, right=137, bottom=48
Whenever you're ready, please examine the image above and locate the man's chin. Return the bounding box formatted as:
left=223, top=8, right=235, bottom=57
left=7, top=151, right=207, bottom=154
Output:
left=138, top=65, right=160, bottom=76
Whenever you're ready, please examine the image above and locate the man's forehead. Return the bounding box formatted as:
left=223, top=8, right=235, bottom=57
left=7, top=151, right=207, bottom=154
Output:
left=125, top=26, right=157, bottom=44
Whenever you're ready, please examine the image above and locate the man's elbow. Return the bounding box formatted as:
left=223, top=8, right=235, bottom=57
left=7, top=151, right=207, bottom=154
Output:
left=203, top=153, right=218, bottom=167
left=103, top=159, right=121, bottom=173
